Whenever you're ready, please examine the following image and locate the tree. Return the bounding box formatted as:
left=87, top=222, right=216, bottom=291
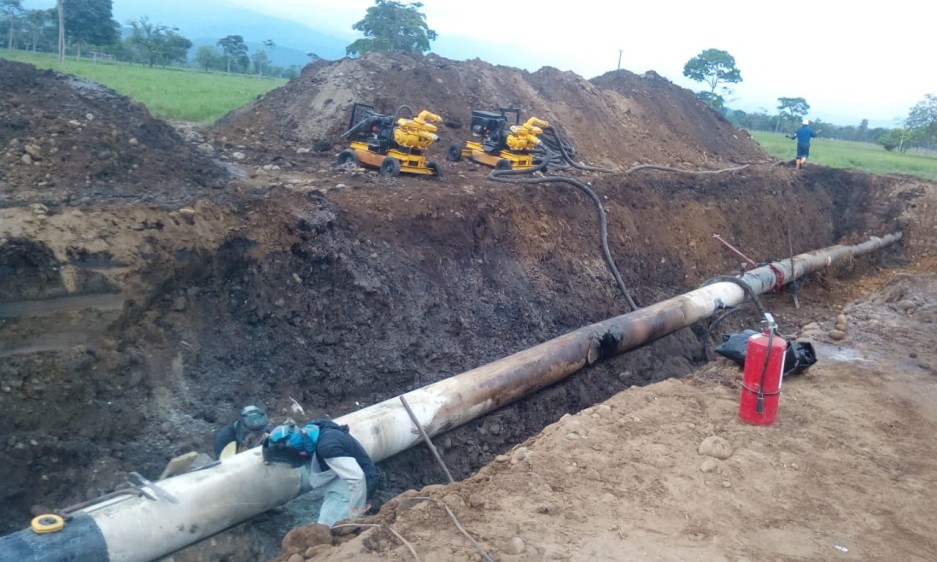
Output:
left=1, top=0, right=23, bottom=49
left=194, top=45, right=223, bottom=72
left=876, top=129, right=905, bottom=152
left=683, top=48, right=742, bottom=109
left=23, top=8, right=55, bottom=52
left=63, top=0, right=118, bottom=50
left=856, top=119, right=869, bottom=142
left=127, top=17, right=191, bottom=67
left=696, top=91, right=725, bottom=113
left=252, top=50, right=270, bottom=77
left=683, top=48, right=742, bottom=93
left=252, top=38, right=274, bottom=76
left=346, top=0, right=437, bottom=56
left=217, top=34, right=248, bottom=73
left=776, top=97, right=809, bottom=132
left=905, top=94, right=937, bottom=149
left=56, top=0, right=63, bottom=61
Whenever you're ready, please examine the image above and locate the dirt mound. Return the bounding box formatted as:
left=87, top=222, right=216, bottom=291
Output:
left=0, top=59, right=228, bottom=207
left=209, top=52, right=767, bottom=169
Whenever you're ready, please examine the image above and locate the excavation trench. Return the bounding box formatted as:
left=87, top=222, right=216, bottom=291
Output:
left=0, top=165, right=918, bottom=560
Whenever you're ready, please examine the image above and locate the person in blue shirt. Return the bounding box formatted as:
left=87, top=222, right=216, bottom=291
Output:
left=263, top=420, right=379, bottom=526
left=789, top=118, right=819, bottom=170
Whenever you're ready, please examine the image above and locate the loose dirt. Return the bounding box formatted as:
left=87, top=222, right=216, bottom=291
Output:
left=1, top=51, right=936, bottom=562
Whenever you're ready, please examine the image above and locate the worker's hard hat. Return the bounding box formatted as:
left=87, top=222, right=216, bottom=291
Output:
left=802, top=118, right=809, bottom=125
left=239, top=405, right=268, bottom=432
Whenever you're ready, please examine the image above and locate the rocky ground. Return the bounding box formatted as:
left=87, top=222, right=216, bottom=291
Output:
left=1, top=52, right=936, bottom=562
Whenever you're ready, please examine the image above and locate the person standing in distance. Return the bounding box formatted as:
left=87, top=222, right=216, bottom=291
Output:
left=213, top=405, right=269, bottom=459
left=790, top=118, right=819, bottom=171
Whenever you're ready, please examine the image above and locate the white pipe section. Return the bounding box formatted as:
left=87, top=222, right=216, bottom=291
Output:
left=99, top=450, right=301, bottom=562
left=0, top=233, right=901, bottom=562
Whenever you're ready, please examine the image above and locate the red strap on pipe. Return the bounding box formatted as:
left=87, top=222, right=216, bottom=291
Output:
left=767, top=263, right=785, bottom=292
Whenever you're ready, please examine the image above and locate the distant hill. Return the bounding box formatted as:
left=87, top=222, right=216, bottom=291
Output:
left=189, top=38, right=317, bottom=69
left=23, top=0, right=349, bottom=65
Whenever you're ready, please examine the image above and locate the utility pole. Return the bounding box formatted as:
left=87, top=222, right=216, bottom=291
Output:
left=617, top=49, right=622, bottom=71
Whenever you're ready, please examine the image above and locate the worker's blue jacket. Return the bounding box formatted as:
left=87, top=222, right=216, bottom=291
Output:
left=794, top=125, right=817, bottom=144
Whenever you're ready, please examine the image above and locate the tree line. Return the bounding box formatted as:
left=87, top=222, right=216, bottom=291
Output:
left=0, top=0, right=434, bottom=79
left=682, top=48, right=937, bottom=152
left=0, top=0, right=304, bottom=78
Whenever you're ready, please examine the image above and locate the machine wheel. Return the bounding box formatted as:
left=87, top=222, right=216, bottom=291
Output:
left=447, top=145, right=463, bottom=162
left=426, top=161, right=442, bottom=177
left=379, top=156, right=401, bottom=177
left=495, top=158, right=512, bottom=171
left=336, top=149, right=358, bottom=166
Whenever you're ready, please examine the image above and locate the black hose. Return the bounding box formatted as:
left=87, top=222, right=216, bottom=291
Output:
left=755, top=327, right=776, bottom=414
left=700, top=274, right=768, bottom=318
left=541, top=126, right=615, bottom=173
left=487, top=146, right=639, bottom=311
left=701, top=307, right=743, bottom=361
left=698, top=274, right=771, bottom=361
left=539, top=125, right=576, bottom=157
left=624, top=163, right=751, bottom=175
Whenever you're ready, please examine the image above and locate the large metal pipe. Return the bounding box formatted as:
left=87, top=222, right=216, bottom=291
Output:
left=0, top=233, right=901, bottom=562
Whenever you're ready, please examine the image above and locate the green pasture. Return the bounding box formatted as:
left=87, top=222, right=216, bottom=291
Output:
left=1, top=49, right=286, bottom=123
left=750, top=131, right=937, bottom=181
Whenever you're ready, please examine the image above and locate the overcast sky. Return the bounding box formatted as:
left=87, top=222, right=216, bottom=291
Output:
left=228, top=0, right=930, bottom=128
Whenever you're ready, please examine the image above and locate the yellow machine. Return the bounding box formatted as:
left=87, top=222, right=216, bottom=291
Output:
left=448, top=107, right=549, bottom=170
left=337, top=103, right=443, bottom=177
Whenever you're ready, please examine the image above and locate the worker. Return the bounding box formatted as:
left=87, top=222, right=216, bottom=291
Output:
left=262, top=419, right=379, bottom=526
left=789, top=118, right=819, bottom=171
left=213, top=405, right=269, bottom=459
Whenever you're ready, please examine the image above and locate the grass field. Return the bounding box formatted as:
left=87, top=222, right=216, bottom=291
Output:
left=0, top=49, right=286, bottom=123
left=750, top=131, right=937, bottom=181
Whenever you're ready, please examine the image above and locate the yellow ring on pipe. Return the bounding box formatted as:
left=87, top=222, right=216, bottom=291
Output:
left=31, top=514, right=65, bottom=534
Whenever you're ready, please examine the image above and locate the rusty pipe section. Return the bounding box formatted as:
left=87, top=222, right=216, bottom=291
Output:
left=346, top=233, right=902, bottom=461
left=0, top=233, right=901, bottom=562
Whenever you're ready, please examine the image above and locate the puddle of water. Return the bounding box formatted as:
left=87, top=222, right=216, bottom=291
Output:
left=815, top=343, right=872, bottom=363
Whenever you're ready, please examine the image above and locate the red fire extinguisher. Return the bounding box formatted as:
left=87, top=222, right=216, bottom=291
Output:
left=739, top=315, right=788, bottom=426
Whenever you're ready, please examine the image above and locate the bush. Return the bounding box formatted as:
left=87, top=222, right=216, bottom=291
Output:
left=876, top=130, right=904, bottom=152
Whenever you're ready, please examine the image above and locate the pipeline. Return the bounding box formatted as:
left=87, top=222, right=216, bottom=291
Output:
left=0, top=233, right=901, bottom=562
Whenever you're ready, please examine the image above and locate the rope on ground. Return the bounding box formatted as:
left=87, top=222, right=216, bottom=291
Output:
left=331, top=523, right=420, bottom=561
left=406, top=497, right=494, bottom=562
